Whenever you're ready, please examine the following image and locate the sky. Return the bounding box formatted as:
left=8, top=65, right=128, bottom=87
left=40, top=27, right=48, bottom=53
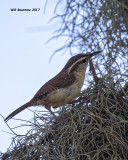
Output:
left=0, top=0, right=71, bottom=153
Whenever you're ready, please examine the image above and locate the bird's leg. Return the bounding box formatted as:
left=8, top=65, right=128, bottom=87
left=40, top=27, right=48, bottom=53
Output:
left=68, top=96, right=84, bottom=105
left=46, top=106, right=58, bottom=122
left=46, top=106, right=67, bottom=123
left=46, top=106, right=69, bottom=123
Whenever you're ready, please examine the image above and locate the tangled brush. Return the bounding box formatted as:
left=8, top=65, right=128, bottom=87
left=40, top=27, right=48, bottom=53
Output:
left=1, top=77, right=128, bottom=160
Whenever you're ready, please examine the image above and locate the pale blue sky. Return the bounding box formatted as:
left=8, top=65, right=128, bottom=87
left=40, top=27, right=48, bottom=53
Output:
left=0, top=0, right=70, bottom=152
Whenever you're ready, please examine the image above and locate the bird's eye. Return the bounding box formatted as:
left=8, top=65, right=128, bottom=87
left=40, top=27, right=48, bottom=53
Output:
left=82, top=59, right=86, bottom=63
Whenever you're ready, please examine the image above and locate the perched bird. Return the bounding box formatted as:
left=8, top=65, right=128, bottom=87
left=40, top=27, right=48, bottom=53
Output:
left=5, top=51, right=101, bottom=121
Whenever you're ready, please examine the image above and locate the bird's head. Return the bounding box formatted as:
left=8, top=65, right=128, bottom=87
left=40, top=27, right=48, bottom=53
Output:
left=62, top=51, right=102, bottom=74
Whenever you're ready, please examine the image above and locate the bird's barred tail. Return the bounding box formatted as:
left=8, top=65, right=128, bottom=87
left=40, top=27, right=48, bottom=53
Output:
left=4, top=102, right=32, bottom=122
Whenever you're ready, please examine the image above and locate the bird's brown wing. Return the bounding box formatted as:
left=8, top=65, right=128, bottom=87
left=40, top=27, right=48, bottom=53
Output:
left=31, top=72, right=75, bottom=101
left=4, top=72, right=75, bottom=121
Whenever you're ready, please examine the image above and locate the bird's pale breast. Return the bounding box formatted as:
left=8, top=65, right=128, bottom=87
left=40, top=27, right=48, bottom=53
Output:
left=47, top=71, right=85, bottom=108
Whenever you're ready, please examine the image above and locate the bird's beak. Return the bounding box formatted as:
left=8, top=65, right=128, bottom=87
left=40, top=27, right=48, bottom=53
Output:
left=87, top=51, right=102, bottom=57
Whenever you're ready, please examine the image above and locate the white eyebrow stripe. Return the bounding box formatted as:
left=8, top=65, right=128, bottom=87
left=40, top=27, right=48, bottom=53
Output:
left=67, top=57, right=86, bottom=74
